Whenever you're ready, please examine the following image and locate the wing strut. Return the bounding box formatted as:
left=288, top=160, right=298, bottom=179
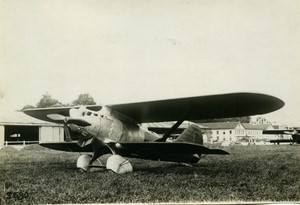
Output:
left=155, top=113, right=189, bottom=142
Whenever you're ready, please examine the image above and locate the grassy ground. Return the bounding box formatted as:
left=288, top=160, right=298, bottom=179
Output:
left=0, top=144, right=300, bottom=204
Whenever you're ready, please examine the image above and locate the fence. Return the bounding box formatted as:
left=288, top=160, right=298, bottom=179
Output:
left=3, top=141, right=40, bottom=146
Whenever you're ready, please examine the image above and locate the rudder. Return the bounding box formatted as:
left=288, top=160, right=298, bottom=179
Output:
left=175, top=124, right=203, bottom=145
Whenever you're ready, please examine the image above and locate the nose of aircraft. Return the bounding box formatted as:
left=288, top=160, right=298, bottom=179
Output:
left=47, top=113, right=91, bottom=126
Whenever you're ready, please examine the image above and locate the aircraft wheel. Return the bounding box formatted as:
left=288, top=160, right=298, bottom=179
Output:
left=97, top=154, right=112, bottom=165
left=106, top=155, right=133, bottom=174
left=76, top=154, right=92, bottom=171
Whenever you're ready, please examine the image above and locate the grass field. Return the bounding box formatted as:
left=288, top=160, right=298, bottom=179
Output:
left=0, top=144, right=300, bottom=204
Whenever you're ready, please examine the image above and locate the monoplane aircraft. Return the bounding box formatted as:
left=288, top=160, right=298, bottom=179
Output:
left=24, top=93, right=284, bottom=173
left=263, top=129, right=300, bottom=145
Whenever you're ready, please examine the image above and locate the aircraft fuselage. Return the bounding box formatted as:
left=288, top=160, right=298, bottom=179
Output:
left=68, top=106, right=160, bottom=143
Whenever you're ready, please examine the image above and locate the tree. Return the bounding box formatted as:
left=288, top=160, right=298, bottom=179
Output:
left=252, top=116, right=270, bottom=124
left=36, top=92, right=62, bottom=108
left=72, top=93, right=96, bottom=106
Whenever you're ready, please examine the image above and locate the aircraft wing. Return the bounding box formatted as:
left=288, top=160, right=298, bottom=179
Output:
left=39, top=141, right=228, bottom=156
left=113, top=142, right=229, bottom=155
left=39, top=142, right=94, bottom=152
left=108, top=93, right=284, bottom=123
left=24, top=93, right=284, bottom=123
left=23, top=105, right=102, bottom=123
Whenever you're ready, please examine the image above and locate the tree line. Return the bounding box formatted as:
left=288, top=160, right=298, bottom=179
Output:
left=21, top=92, right=96, bottom=110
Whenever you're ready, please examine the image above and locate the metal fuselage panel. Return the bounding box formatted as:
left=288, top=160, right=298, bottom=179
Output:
left=70, top=106, right=160, bottom=143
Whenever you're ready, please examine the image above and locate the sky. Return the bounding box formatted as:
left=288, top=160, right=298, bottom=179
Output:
left=0, top=0, right=299, bottom=126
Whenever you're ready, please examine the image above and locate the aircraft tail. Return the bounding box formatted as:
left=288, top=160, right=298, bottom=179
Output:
left=175, top=124, right=203, bottom=145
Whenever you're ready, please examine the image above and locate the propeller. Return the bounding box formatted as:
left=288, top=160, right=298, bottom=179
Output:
left=47, top=108, right=112, bottom=170
left=46, top=113, right=91, bottom=142
left=47, top=114, right=91, bottom=126
left=67, top=119, right=91, bottom=127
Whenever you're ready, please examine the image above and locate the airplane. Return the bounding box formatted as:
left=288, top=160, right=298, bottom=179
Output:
left=24, top=92, right=284, bottom=174
left=263, top=129, right=300, bottom=145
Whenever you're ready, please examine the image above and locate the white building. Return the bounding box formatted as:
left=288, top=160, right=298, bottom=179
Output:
left=198, top=122, right=275, bottom=143
left=198, top=122, right=244, bottom=143
left=242, top=123, right=274, bottom=141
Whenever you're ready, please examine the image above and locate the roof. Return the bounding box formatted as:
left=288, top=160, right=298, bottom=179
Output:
left=198, top=122, right=241, bottom=129
left=0, top=111, right=61, bottom=126
left=242, top=123, right=273, bottom=130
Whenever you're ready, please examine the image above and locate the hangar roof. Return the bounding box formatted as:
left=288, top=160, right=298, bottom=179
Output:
left=0, top=111, right=61, bottom=126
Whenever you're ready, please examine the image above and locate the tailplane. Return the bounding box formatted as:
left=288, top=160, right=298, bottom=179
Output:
left=175, top=124, right=203, bottom=145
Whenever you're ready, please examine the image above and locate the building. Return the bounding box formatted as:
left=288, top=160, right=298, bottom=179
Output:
left=198, top=122, right=275, bottom=143
left=198, top=122, right=244, bottom=143
left=0, top=111, right=64, bottom=147
left=242, top=123, right=274, bottom=141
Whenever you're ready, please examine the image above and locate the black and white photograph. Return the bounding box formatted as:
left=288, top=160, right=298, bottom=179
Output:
left=0, top=0, right=299, bottom=204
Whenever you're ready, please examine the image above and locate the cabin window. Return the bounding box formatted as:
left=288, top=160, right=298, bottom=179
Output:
left=223, top=131, right=225, bottom=135
left=87, top=112, right=92, bottom=116
left=230, top=130, right=232, bottom=134
left=217, top=131, right=219, bottom=134
left=94, top=113, right=98, bottom=117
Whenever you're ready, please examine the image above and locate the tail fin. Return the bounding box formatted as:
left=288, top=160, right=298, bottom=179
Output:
left=175, top=124, right=203, bottom=145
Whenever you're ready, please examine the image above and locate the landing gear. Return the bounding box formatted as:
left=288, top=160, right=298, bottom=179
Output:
left=76, top=154, right=92, bottom=171
left=76, top=154, right=133, bottom=174
left=106, top=155, right=133, bottom=174
left=76, top=154, right=105, bottom=172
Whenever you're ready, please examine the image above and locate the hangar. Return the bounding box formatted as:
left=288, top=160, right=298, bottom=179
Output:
left=0, top=111, right=64, bottom=148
